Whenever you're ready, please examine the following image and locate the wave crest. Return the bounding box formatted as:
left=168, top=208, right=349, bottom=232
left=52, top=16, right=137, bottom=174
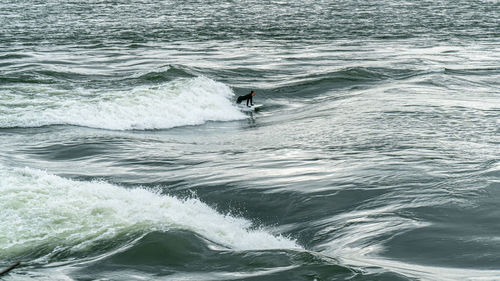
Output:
left=0, top=167, right=299, bottom=261
left=0, top=76, right=246, bottom=130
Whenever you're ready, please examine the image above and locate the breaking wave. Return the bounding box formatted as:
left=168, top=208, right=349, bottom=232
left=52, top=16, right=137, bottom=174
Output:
left=0, top=76, right=246, bottom=130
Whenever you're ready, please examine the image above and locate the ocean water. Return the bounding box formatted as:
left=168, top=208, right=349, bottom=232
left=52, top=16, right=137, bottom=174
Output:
left=1, top=0, right=499, bottom=280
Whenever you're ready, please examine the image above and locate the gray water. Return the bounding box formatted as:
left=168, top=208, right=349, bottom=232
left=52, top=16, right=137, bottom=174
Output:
left=1, top=1, right=499, bottom=280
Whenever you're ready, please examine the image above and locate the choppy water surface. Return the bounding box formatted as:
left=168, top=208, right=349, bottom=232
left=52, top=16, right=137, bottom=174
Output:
left=1, top=1, right=499, bottom=280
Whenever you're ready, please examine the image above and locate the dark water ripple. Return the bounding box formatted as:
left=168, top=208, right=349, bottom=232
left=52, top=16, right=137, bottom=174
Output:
left=2, top=0, right=499, bottom=44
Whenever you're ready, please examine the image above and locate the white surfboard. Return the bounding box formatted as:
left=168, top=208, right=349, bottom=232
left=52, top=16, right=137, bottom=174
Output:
left=239, top=104, right=263, bottom=112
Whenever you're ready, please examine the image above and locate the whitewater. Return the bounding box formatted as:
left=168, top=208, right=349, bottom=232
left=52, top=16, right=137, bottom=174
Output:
left=0, top=76, right=246, bottom=130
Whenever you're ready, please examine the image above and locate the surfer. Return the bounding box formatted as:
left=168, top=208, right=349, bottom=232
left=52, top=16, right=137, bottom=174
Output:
left=236, top=91, right=255, bottom=107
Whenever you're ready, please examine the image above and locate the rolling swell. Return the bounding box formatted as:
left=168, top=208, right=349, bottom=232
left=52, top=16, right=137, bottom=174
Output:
left=269, top=67, right=430, bottom=98
left=67, top=231, right=409, bottom=281
left=132, top=65, right=196, bottom=83
left=0, top=52, right=197, bottom=87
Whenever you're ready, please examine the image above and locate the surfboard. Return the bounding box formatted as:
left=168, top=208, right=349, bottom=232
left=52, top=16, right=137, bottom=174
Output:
left=0, top=262, right=20, bottom=276
left=239, top=104, right=263, bottom=112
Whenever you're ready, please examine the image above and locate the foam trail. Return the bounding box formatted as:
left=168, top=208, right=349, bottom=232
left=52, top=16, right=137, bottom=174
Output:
left=0, top=77, right=246, bottom=130
left=0, top=167, right=299, bottom=261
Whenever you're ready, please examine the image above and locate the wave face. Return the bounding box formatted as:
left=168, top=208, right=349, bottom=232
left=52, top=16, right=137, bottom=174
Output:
left=0, top=166, right=298, bottom=263
left=0, top=166, right=410, bottom=281
left=0, top=77, right=246, bottom=130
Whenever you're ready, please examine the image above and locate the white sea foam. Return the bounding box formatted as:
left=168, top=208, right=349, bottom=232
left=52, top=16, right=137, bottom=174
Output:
left=0, top=77, right=246, bottom=130
left=0, top=166, right=299, bottom=260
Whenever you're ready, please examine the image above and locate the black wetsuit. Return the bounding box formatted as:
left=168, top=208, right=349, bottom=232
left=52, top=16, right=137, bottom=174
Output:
left=236, top=93, right=254, bottom=106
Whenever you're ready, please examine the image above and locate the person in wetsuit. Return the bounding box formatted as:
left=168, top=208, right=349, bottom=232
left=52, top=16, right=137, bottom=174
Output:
left=236, top=91, right=256, bottom=107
